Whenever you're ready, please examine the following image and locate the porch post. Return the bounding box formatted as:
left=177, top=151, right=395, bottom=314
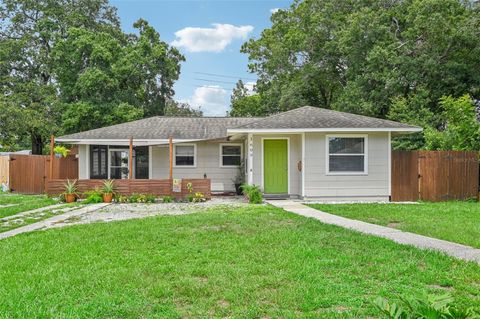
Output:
left=49, top=135, right=54, bottom=180
left=247, top=133, right=253, bottom=185
left=169, top=136, right=173, bottom=179
left=129, top=137, right=133, bottom=179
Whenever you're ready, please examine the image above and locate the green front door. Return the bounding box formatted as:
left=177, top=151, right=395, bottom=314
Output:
left=264, top=139, right=288, bottom=194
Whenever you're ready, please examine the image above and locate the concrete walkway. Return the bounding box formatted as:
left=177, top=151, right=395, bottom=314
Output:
left=268, top=200, right=480, bottom=264
left=0, top=203, right=70, bottom=221
left=0, top=203, right=110, bottom=240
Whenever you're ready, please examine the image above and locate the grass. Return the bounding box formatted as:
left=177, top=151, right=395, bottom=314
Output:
left=308, top=202, right=480, bottom=248
left=0, top=205, right=479, bottom=318
left=0, top=193, right=58, bottom=219
left=0, top=203, right=81, bottom=233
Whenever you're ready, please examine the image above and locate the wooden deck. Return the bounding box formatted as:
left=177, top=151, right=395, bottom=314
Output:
left=46, top=179, right=211, bottom=199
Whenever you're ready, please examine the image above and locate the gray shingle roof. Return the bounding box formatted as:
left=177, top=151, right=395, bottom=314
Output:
left=58, top=106, right=421, bottom=141
left=232, top=106, right=420, bottom=130
left=58, top=117, right=262, bottom=140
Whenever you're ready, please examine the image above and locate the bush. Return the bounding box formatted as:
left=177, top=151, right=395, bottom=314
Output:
left=116, top=195, right=128, bottom=203
left=83, top=189, right=103, bottom=204
left=145, top=194, right=156, bottom=203
left=162, top=196, right=174, bottom=203
left=241, top=184, right=263, bottom=204
left=185, top=193, right=194, bottom=203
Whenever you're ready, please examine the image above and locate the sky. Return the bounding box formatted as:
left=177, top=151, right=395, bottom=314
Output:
left=110, top=0, right=292, bottom=116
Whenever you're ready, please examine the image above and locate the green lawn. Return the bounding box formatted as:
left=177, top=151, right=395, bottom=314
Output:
left=308, top=202, right=480, bottom=249
left=0, top=193, right=58, bottom=219
left=0, top=205, right=479, bottom=318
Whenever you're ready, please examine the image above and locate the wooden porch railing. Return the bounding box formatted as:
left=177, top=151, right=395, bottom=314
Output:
left=45, top=178, right=211, bottom=199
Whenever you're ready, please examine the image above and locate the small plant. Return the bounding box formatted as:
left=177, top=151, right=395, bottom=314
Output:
left=83, top=189, right=103, bottom=204
left=232, top=160, right=245, bottom=195
left=129, top=193, right=140, bottom=203
left=101, top=180, right=115, bottom=203
left=116, top=195, right=129, bottom=203
left=193, top=192, right=206, bottom=203
left=53, top=145, right=70, bottom=158
left=145, top=194, right=156, bottom=203
left=137, top=194, right=148, bottom=203
left=185, top=193, right=194, bottom=203
left=241, top=184, right=263, bottom=204
left=374, top=294, right=479, bottom=319
left=162, top=196, right=174, bottom=203
left=63, top=179, right=78, bottom=203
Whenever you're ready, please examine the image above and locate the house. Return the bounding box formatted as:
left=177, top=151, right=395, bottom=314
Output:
left=56, top=106, right=421, bottom=201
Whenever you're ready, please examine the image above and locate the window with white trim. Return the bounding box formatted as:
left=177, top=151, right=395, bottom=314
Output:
left=220, top=144, right=242, bottom=167
left=327, top=136, right=366, bottom=173
left=175, top=145, right=195, bottom=166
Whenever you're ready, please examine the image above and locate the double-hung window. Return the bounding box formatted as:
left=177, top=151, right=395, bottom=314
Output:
left=327, top=135, right=367, bottom=174
left=220, top=144, right=242, bottom=167
left=174, top=145, right=196, bottom=167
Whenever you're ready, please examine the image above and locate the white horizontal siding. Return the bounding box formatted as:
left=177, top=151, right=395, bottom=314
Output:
left=304, top=132, right=390, bottom=199
left=152, top=141, right=241, bottom=192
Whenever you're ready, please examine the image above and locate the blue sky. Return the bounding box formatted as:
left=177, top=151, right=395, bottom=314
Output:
left=110, top=0, right=292, bottom=116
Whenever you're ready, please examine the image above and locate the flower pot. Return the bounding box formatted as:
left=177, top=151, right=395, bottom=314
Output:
left=55, top=153, right=63, bottom=158
left=103, top=193, right=113, bottom=203
left=65, top=194, right=76, bottom=203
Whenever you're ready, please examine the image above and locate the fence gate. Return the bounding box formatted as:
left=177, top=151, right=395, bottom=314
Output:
left=392, top=150, right=479, bottom=202
left=9, top=155, right=47, bottom=194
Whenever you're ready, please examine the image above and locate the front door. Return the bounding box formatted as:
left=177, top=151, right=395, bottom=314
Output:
left=263, top=139, right=288, bottom=194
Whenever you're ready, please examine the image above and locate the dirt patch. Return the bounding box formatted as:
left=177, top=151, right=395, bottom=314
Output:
left=387, top=221, right=402, bottom=228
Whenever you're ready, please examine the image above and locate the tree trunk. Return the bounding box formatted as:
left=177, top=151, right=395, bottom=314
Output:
left=31, top=133, right=44, bottom=155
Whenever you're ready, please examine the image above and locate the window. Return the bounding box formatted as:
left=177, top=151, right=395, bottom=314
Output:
left=220, top=144, right=242, bottom=167
left=109, top=149, right=129, bottom=179
left=174, top=145, right=195, bottom=167
left=90, top=145, right=108, bottom=179
left=134, top=146, right=149, bottom=179
left=327, top=136, right=367, bottom=174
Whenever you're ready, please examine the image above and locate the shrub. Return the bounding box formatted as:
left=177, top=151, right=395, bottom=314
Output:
left=145, top=194, right=156, bottom=203
left=162, top=196, right=174, bottom=203
left=241, top=184, right=263, bottom=204
left=116, top=195, right=128, bottom=203
left=83, top=188, right=103, bottom=204
left=129, top=193, right=140, bottom=203
left=374, top=294, right=479, bottom=319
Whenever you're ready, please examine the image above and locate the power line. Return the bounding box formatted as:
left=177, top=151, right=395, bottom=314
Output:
left=194, top=72, right=257, bottom=81
left=194, top=78, right=238, bottom=85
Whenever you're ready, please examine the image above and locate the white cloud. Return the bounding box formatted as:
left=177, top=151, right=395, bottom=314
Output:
left=270, top=8, right=280, bottom=14
left=171, top=23, right=254, bottom=53
left=189, top=86, right=229, bottom=116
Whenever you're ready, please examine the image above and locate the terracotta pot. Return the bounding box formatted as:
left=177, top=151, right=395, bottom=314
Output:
left=65, top=194, right=76, bottom=203
left=103, top=193, right=113, bottom=203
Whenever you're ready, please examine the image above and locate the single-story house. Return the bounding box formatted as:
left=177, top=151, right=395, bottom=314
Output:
left=56, top=106, right=421, bottom=201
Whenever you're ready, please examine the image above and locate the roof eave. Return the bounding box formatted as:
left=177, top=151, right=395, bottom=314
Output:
left=227, top=127, right=423, bottom=134
left=55, top=138, right=206, bottom=146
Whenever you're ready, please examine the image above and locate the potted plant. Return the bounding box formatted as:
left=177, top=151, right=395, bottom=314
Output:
left=63, top=179, right=78, bottom=203
left=54, top=145, right=70, bottom=158
left=101, top=180, right=115, bottom=203
left=232, top=160, right=245, bottom=195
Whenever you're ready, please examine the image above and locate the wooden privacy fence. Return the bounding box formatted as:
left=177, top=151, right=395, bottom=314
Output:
left=7, top=154, right=78, bottom=194
left=391, top=151, right=479, bottom=202
left=45, top=179, right=212, bottom=199
left=0, top=156, right=9, bottom=188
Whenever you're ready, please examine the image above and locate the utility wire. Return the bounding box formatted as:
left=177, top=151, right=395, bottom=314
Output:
left=194, top=78, right=238, bottom=85
left=194, top=72, right=257, bottom=81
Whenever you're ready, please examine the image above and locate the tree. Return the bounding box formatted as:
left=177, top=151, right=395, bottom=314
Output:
left=52, top=20, right=184, bottom=133
left=164, top=100, right=203, bottom=117
left=229, top=80, right=265, bottom=117
left=423, top=95, right=480, bottom=150
left=0, top=0, right=119, bottom=154
left=241, top=0, right=480, bottom=148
